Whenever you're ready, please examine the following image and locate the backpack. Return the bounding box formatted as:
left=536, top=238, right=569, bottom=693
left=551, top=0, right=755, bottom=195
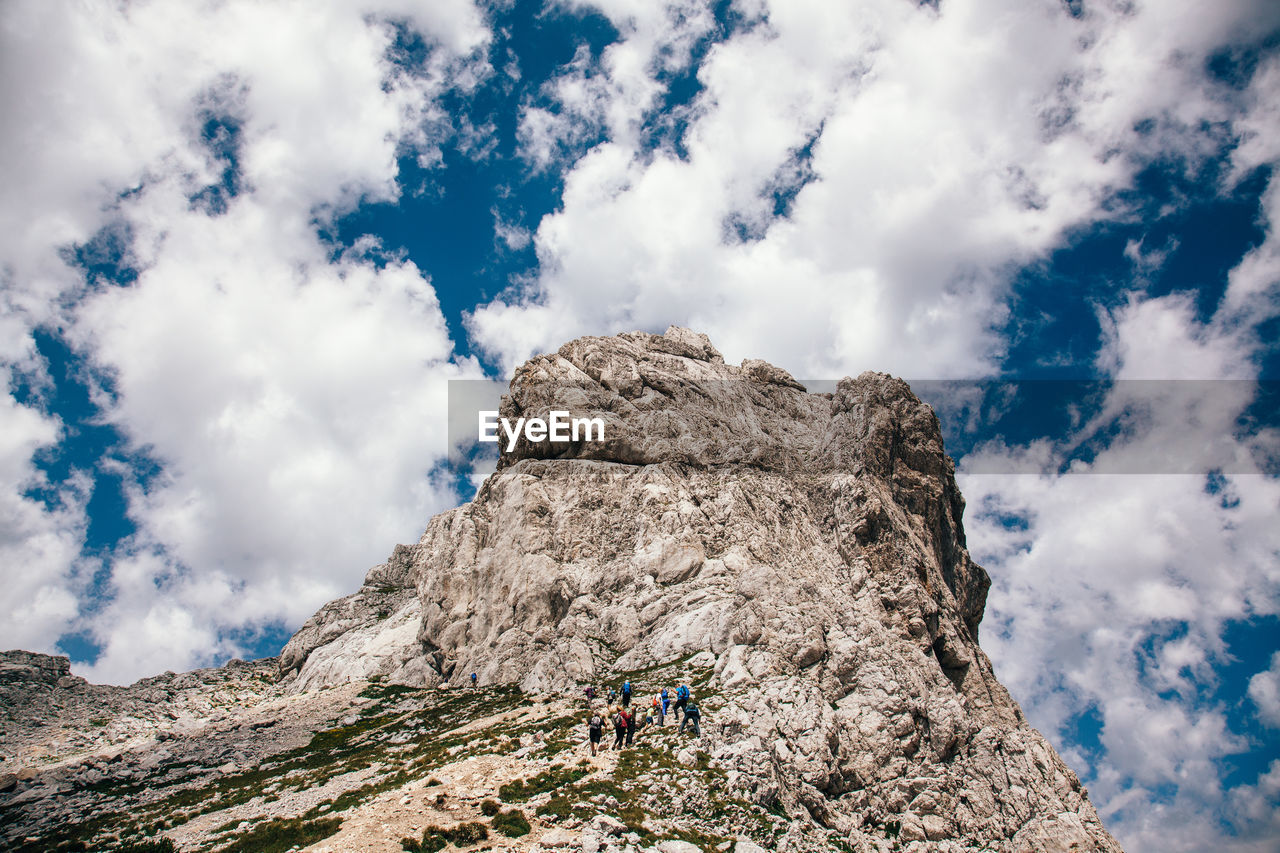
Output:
left=622, top=681, right=631, bottom=694
left=677, top=685, right=689, bottom=700
left=661, top=687, right=668, bottom=699
left=589, top=714, right=603, bottom=732
left=614, top=712, right=625, bottom=728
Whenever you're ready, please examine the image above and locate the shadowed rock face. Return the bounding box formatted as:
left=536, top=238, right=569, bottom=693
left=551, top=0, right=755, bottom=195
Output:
left=279, top=327, right=1121, bottom=851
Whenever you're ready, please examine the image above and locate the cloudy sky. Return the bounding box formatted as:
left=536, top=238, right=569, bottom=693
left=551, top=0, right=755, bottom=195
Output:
left=2, top=0, right=1278, bottom=849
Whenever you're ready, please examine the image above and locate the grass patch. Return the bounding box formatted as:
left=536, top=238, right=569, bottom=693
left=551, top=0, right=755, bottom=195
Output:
left=401, top=822, right=489, bottom=852
left=116, top=838, right=176, bottom=853
left=214, top=816, right=341, bottom=853
left=498, top=765, right=590, bottom=802
left=359, top=682, right=422, bottom=701
left=480, top=799, right=500, bottom=816
left=534, top=776, right=651, bottom=837
left=491, top=809, right=531, bottom=838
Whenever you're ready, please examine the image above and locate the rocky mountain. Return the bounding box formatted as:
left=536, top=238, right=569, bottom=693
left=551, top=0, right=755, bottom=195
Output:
left=0, top=328, right=1122, bottom=852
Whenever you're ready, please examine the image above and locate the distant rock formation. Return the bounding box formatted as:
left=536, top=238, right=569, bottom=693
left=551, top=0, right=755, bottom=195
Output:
left=278, top=327, right=1121, bottom=851
left=0, top=649, right=276, bottom=771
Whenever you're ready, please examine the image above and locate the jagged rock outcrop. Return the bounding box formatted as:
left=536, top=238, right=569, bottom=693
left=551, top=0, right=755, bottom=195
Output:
left=0, top=650, right=277, bottom=771
left=278, top=544, right=433, bottom=691
left=280, top=327, right=1121, bottom=852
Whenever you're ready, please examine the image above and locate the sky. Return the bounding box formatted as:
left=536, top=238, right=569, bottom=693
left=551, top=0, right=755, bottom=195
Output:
left=1, top=0, right=1278, bottom=849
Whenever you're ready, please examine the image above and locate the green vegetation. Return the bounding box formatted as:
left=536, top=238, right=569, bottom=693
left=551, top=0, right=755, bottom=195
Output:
left=2, top=676, right=779, bottom=853
left=4, top=684, right=529, bottom=853
left=498, top=764, right=590, bottom=802
left=88, top=717, right=110, bottom=727
left=491, top=808, right=531, bottom=837
left=358, top=682, right=420, bottom=701
left=116, top=838, right=176, bottom=853
left=213, top=816, right=342, bottom=853
left=401, top=822, right=488, bottom=852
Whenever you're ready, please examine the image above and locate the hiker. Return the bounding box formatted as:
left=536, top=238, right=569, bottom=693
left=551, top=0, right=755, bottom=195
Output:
left=621, top=680, right=632, bottom=707
left=653, top=693, right=664, bottom=726
left=613, top=707, right=629, bottom=750
left=660, top=686, right=670, bottom=717
left=588, top=708, right=604, bottom=756
left=680, top=701, right=701, bottom=736
left=625, top=702, right=638, bottom=745
left=608, top=687, right=617, bottom=705
left=470, top=672, right=478, bottom=688
left=584, top=685, right=596, bottom=703
left=674, top=683, right=690, bottom=720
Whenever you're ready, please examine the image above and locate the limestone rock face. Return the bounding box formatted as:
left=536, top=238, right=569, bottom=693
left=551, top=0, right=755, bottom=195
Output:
left=281, top=327, right=1121, bottom=851
left=278, top=544, right=431, bottom=690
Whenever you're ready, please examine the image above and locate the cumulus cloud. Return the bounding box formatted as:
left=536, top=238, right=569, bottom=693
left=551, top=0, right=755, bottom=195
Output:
left=72, top=195, right=485, bottom=683
left=960, top=285, right=1280, bottom=849
left=0, top=0, right=492, bottom=682
left=0, top=372, right=87, bottom=652
left=471, top=0, right=1280, bottom=377
left=516, top=0, right=715, bottom=171
left=1249, top=653, right=1280, bottom=729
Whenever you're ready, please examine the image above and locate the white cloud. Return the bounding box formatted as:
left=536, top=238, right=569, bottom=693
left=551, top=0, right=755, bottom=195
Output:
left=473, top=0, right=1280, bottom=378
left=70, top=191, right=485, bottom=685
left=962, top=467, right=1280, bottom=850
left=0, top=0, right=493, bottom=682
left=1225, top=54, right=1280, bottom=326
left=960, top=282, right=1280, bottom=849
left=516, top=0, right=716, bottom=171
left=0, top=369, right=87, bottom=652
left=1249, top=652, right=1280, bottom=729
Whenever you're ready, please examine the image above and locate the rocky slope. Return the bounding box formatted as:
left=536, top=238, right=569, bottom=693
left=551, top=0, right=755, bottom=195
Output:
left=0, top=327, right=1122, bottom=852
left=0, top=650, right=277, bottom=771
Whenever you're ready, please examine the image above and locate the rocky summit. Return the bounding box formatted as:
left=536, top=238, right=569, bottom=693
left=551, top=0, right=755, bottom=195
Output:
left=0, top=328, right=1121, bottom=853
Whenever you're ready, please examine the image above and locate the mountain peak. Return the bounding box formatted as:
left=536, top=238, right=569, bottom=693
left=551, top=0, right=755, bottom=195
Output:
left=270, top=328, right=1117, bottom=850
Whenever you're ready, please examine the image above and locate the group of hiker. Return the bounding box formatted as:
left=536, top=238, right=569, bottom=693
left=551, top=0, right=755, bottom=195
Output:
left=584, top=681, right=701, bottom=756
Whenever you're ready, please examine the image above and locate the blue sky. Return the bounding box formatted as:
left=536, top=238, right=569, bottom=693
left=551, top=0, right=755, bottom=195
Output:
left=2, top=1, right=1279, bottom=850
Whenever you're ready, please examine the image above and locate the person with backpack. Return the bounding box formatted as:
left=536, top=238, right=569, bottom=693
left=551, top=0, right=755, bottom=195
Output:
left=660, top=686, right=670, bottom=717
left=653, top=693, right=664, bottom=726
left=613, top=707, right=629, bottom=750
left=680, top=701, right=701, bottom=736
left=625, top=703, right=638, bottom=745
left=588, top=709, right=604, bottom=756
left=621, top=680, right=632, bottom=707
left=608, top=687, right=617, bottom=705
left=585, top=685, right=596, bottom=703
left=470, top=672, right=478, bottom=688
left=674, top=683, right=690, bottom=720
